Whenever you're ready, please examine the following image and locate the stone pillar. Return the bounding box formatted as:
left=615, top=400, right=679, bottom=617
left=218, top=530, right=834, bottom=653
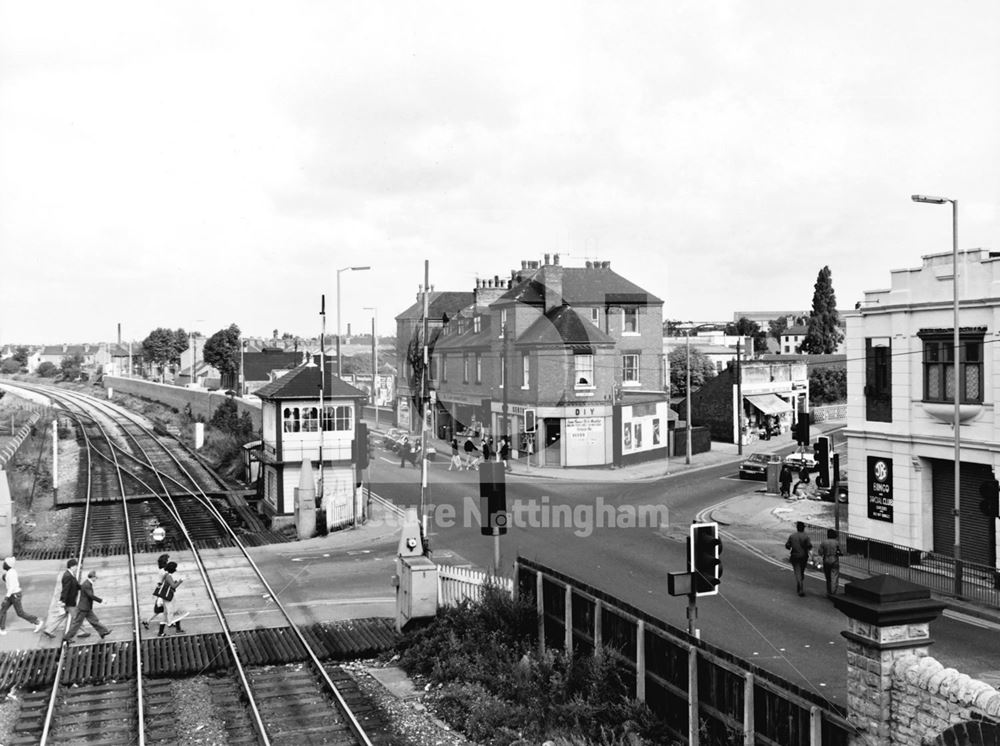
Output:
left=833, top=575, right=945, bottom=745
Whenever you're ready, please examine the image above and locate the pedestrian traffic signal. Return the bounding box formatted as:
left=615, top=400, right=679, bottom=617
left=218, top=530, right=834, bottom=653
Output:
left=814, top=436, right=831, bottom=488
left=525, top=408, right=537, bottom=434
left=689, top=522, right=722, bottom=596
left=980, top=479, right=1000, bottom=519
left=479, top=462, right=508, bottom=536
left=794, top=418, right=810, bottom=446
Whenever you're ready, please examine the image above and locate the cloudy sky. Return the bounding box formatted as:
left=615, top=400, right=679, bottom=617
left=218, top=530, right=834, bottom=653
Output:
left=1, top=2, right=997, bottom=345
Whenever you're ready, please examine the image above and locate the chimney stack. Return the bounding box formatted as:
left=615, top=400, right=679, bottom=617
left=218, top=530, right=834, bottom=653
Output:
left=117, top=323, right=121, bottom=345
left=521, top=260, right=528, bottom=269
left=586, top=260, right=593, bottom=269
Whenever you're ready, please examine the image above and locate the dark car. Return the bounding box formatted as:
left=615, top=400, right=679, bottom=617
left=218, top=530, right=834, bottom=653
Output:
left=739, top=452, right=780, bottom=480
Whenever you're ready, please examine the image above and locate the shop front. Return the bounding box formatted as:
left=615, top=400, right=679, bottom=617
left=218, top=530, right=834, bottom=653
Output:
left=742, top=392, right=793, bottom=442
left=491, top=402, right=614, bottom=467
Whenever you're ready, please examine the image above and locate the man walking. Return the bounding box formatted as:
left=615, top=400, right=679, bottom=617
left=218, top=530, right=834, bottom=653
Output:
left=65, top=569, right=112, bottom=642
left=817, top=529, right=842, bottom=597
left=42, top=559, right=84, bottom=639
left=0, top=556, right=44, bottom=634
left=785, top=522, right=813, bottom=597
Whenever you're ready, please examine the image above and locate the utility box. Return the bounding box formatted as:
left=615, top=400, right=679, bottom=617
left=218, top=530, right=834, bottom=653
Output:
left=395, top=554, right=438, bottom=631
left=767, top=460, right=782, bottom=494
left=394, top=507, right=438, bottom=631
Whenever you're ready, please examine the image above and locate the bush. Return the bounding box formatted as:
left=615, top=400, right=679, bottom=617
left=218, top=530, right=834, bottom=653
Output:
left=36, top=362, right=58, bottom=378
left=397, top=585, right=666, bottom=745
left=0, top=358, right=21, bottom=374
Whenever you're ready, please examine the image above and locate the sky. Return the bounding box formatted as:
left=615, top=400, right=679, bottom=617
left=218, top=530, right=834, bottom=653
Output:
left=1, top=2, right=998, bottom=345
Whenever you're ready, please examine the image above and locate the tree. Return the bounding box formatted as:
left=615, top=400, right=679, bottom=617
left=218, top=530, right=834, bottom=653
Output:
left=800, top=266, right=843, bottom=354
left=141, top=327, right=188, bottom=381
left=724, top=317, right=768, bottom=355
left=209, top=398, right=255, bottom=441
left=809, top=367, right=847, bottom=405
left=37, top=361, right=58, bottom=377
left=60, top=353, right=84, bottom=380
left=406, top=326, right=443, bottom=420
left=12, top=346, right=28, bottom=366
left=668, top=346, right=717, bottom=397
left=203, top=323, right=241, bottom=388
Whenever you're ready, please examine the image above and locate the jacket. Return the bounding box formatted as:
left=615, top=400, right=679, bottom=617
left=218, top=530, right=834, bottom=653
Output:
left=60, top=571, right=81, bottom=607
left=77, top=579, right=102, bottom=612
left=785, top=531, right=813, bottom=560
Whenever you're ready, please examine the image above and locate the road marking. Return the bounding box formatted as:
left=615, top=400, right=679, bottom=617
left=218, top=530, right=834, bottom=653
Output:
left=943, top=609, right=1000, bottom=630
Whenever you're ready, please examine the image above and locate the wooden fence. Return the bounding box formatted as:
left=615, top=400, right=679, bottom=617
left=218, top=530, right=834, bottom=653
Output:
left=437, top=565, right=513, bottom=607
left=514, top=556, right=855, bottom=746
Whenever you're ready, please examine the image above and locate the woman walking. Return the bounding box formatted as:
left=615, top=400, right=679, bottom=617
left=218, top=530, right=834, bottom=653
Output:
left=152, top=561, right=186, bottom=636
left=141, top=554, right=171, bottom=631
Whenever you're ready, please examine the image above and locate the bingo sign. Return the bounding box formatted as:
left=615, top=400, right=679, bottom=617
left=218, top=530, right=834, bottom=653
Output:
left=867, top=456, right=893, bottom=522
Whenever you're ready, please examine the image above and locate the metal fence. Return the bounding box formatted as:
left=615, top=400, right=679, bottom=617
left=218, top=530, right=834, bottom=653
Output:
left=514, top=556, right=855, bottom=746
left=837, top=529, right=1000, bottom=608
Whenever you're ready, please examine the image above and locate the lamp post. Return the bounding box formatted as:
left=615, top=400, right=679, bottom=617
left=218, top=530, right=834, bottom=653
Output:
left=337, top=266, right=371, bottom=379
left=363, top=306, right=378, bottom=428
left=912, top=193, right=961, bottom=595
left=683, top=324, right=714, bottom=465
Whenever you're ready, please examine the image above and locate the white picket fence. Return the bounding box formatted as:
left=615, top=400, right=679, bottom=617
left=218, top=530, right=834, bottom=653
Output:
left=437, top=564, right=513, bottom=607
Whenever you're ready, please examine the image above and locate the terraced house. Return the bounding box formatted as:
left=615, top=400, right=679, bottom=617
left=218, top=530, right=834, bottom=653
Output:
left=422, top=255, right=669, bottom=468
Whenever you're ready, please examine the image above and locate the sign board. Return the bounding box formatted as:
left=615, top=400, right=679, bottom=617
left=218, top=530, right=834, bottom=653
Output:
left=867, top=456, right=893, bottom=522
left=152, top=526, right=166, bottom=542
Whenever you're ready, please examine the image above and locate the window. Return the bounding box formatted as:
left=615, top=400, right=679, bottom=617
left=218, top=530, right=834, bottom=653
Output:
left=623, top=308, right=639, bottom=334
left=919, top=329, right=984, bottom=405
left=440, top=353, right=447, bottom=383
left=865, top=338, right=892, bottom=422
left=320, top=405, right=353, bottom=431
left=473, top=316, right=481, bottom=334
left=500, top=309, right=508, bottom=337
left=301, top=406, right=319, bottom=432
left=575, top=354, right=594, bottom=387
left=521, top=352, right=530, bottom=388
left=499, top=356, right=504, bottom=388
left=463, top=353, right=469, bottom=383
left=475, top=353, right=482, bottom=384
left=590, top=308, right=601, bottom=327
left=282, top=407, right=300, bottom=433
left=622, top=353, right=639, bottom=384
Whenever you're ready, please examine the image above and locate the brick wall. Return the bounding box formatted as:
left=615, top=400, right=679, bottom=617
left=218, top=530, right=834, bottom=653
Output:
left=104, top=376, right=262, bottom=431
left=889, top=654, right=1000, bottom=744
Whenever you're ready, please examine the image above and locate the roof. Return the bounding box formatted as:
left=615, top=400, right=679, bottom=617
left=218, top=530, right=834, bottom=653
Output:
left=496, top=266, right=662, bottom=306
left=242, top=350, right=307, bottom=381
left=784, top=325, right=808, bottom=335
left=516, top=305, right=616, bottom=349
left=395, top=291, right=475, bottom=322
left=253, top=363, right=369, bottom=401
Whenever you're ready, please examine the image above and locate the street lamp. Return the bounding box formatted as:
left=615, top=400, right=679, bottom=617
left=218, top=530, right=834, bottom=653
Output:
left=682, top=324, right=714, bottom=465
left=363, top=306, right=378, bottom=427
left=337, top=266, right=371, bottom=378
left=912, top=193, right=962, bottom=594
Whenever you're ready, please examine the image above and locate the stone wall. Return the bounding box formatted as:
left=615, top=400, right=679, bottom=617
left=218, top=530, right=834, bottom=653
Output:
left=889, top=654, right=1000, bottom=744
left=104, top=376, right=262, bottom=431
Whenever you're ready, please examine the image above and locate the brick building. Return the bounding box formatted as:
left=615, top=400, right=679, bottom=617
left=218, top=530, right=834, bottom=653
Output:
left=425, top=255, right=670, bottom=467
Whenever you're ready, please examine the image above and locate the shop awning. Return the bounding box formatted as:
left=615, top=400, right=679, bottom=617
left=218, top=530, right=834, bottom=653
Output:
left=745, top=393, right=792, bottom=416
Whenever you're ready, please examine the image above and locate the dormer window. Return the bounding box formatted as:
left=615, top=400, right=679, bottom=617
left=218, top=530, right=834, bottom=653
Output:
left=473, top=316, right=481, bottom=334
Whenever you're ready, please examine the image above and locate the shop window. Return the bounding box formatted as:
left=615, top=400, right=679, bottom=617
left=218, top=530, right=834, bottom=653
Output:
left=622, top=353, right=639, bottom=384
left=282, top=407, right=300, bottom=433
left=919, top=329, right=984, bottom=405
left=575, top=354, right=594, bottom=388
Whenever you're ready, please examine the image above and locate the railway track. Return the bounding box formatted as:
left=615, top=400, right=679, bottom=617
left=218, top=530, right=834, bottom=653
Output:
left=2, top=383, right=386, bottom=744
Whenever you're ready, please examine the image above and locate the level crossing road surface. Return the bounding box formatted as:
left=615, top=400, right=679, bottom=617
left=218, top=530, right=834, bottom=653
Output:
left=372, top=454, right=1000, bottom=710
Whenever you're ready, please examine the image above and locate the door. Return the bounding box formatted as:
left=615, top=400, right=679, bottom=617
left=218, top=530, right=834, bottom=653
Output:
left=931, top=459, right=995, bottom=567
left=543, top=418, right=561, bottom=467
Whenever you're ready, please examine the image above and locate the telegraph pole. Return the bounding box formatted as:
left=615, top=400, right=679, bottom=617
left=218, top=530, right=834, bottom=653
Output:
left=318, top=295, right=326, bottom=510
left=501, top=322, right=509, bottom=446
left=419, top=260, right=430, bottom=547
left=736, top=339, right=743, bottom=456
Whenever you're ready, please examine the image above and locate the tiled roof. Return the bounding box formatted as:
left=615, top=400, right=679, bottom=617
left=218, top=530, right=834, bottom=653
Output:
left=395, top=292, right=475, bottom=322
left=253, top=363, right=368, bottom=401
left=516, top=305, right=616, bottom=349
left=784, top=325, right=808, bottom=335
left=435, top=316, right=495, bottom=351
left=242, top=350, right=307, bottom=381
left=496, top=266, right=662, bottom=306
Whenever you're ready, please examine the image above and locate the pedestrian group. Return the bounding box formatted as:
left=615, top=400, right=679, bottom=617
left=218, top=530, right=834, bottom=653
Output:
left=784, top=523, right=842, bottom=598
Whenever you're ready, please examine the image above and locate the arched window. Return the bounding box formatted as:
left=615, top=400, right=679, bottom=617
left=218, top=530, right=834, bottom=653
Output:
left=282, top=407, right=300, bottom=433
left=301, top=406, right=318, bottom=432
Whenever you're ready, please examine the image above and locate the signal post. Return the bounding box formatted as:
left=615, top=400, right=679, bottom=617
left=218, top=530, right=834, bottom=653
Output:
left=668, top=521, right=722, bottom=637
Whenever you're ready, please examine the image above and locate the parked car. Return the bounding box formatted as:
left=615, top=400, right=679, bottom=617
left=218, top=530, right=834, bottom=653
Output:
left=739, top=452, right=780, bottom=480
left=382, top=427, right=406, bottom=451
left=783, top=451, right=817, bottom=471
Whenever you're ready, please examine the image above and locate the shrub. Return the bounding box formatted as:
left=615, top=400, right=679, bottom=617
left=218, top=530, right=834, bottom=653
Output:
left=37, top=362, right=58, bottom=378
left=0, top=358, right=21, bottom=374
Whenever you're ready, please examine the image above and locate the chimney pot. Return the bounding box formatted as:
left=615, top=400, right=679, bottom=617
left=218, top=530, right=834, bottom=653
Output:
left=521, top=260, right=528, bottom=269
left=544, top=253, right=551, bottom=265
left=554, top=253, right=560, bottom=265
left=586, top=260, right=593, bottom=269
left=602, top=261, right=610, bottom=269
left=494, top=275, right=499, bottom=287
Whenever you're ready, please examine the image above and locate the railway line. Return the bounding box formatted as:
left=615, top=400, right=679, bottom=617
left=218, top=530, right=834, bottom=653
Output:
left=0, top=383, right=393, bottom=745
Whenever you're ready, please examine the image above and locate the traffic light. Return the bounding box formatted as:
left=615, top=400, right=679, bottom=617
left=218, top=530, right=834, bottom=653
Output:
left=480, top=462, right=508, bottom=536
left=980, top=479, right=1000, bottom=519
left=352, top=422, right=370, bottom=471
left=794, top=417, right=810, bottom=445
left=689, top=522, right=722, bottom=596
left=525, top=408, right=537, bottom=434
left=814, top=436, right=830, bottom=488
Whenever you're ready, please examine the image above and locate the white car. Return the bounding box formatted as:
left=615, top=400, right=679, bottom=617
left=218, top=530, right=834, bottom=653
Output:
left=784, top=451, right=817, bottom=470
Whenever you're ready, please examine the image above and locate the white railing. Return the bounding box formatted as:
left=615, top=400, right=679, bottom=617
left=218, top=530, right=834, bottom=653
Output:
left=437, top=565, right=513, bottom=607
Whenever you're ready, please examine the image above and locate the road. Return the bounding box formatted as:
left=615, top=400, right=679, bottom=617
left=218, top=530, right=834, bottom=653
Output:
left=367, top=448, right=1000, bottom=711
